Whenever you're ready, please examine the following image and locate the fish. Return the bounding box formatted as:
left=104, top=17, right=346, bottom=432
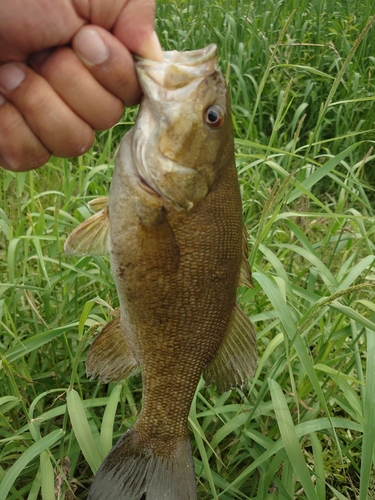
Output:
left=64, top=44, right=257, bottom=500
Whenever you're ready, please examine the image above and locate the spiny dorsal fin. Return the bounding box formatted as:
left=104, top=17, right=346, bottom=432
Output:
left=204, top=304, right=257, bottom=391
left=64, top=204, right=110, bottom=256
left=86, top=315, right=139, bottom=383
left=239, top=225, right=253, bottom=288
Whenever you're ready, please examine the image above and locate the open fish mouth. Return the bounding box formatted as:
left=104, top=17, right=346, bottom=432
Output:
left=134, top=44, right=218, bottom=89
left=161, top=44, right=217, bottom=64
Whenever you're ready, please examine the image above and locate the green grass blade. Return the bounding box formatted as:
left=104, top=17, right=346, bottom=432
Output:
left=310, top=432, right=326, bottom=500
left=249, top=10, right=295, bottom=134
left=27, top=467, right=42, bottom=500
left=224, top=417, right=362, bottom=493
left=287, top=143, right=362, bottom=203
left=3, top=323, right=78, bottom=363
left=360, top=328, right=375, bottom=500
left=189, top=381, right=219, bottom=499
left=269, top=379, right=319, bottom=500
left=327, top=484, right=351, bottom=500
left=40, top=451, right=54, bottom=500
left=330, top=301, right=375, bottom=331
left=67, top=388, right=102, bottom=474
left=253, top=272, right=335, bottom=428
left=0, top=430, right=63, bottom=499
left=100, top=384, right=122, bottom=458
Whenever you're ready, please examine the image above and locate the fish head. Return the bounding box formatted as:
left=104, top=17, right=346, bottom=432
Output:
left=131, top=44, right=233, bottom=211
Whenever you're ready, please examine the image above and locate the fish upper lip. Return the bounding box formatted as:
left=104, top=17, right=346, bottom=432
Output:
left=134, top=44, right=217, bottom=67
left=135, top=45, right=218, bottom=92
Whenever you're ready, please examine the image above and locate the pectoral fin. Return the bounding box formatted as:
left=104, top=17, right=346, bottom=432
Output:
left=86, top=315, right=139, bottom=383
left=64, top=205, right=110, bottom=256
left=204, top=305, right=257, bottom=391
left=238, top=225, right=253, bottom=288
left=88, top=196, right=109, bottom=212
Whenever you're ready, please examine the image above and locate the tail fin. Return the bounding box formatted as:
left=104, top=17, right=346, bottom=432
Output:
left=88, top=428, right=197, bottom=500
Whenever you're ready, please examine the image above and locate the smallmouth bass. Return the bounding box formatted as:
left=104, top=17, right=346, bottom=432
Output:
left=65, top=44, right=257, bottom=500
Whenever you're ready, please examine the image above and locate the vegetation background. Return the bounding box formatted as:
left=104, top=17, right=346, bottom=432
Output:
left=1, top=0, right=375, bottom=498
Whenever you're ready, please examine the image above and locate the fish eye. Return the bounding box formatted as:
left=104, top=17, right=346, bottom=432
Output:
left=204, top=105, right=224, bottom=128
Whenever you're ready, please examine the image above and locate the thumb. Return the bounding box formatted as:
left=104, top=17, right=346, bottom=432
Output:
left=112, top=0, right=163, bottom=61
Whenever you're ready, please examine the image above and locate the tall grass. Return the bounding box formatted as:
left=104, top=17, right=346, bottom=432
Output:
left=1, top=0, right=375, bottom=498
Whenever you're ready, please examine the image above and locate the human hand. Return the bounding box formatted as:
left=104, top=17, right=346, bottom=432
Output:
left=0, top=0, right=163, bottom=172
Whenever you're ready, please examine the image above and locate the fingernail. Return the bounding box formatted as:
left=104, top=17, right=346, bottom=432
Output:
left=0, top=64, right=25, bottom=92
left=137, top=31, right=164, bottom=62
left=74, top=29, right=109, bottom=65
left=0, top=93, right=6, bottom=105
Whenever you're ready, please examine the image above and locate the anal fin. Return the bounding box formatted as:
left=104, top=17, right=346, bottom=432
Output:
left=204, top=304, right=257, bottom=391
left=86, top=315, right=138, bottom=383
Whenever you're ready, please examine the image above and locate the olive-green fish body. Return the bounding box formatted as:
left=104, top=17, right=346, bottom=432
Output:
left=65, top=44, right=257, bottom=500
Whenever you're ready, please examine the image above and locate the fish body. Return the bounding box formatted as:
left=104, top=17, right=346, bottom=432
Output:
left=65, top=44, right=256, bottom=500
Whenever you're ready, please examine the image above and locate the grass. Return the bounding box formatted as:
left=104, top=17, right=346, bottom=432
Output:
left=1, top=0, right=375, bottom=498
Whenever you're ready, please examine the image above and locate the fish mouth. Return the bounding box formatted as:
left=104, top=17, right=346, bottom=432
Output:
left=135, top=44, right=218, bottom=91
left=134, top=44, right=217, bottom=67
left=162, top=44, right=217, bottom=65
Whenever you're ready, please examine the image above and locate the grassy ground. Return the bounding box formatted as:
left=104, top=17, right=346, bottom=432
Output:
left=1, top=0, right=375, bottom=498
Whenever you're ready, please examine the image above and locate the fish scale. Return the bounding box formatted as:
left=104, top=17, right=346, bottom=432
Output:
left=65, top=44, right=257, bottom=499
